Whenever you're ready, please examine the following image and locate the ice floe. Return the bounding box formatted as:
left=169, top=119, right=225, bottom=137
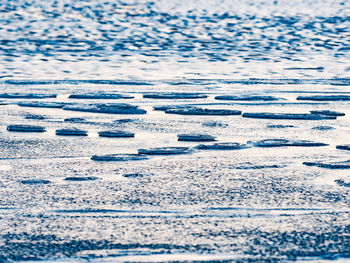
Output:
left=165, top=107, right=242, bottom=116
left=63, top=103, right=146, bottom=114
left=297, top=95, right=350, bottom=101
left=91, top=154, right=148, bottom=162
left=20, top=179, right=51, bottom=184
left=64, top=118, right=86, bottom=123
left=18, top=101, right=70, bottom=108
left=310, top=110, right=345, bottom=116
left=138, top=147, right=191, bottom=155
left=98, top=130, right=135, bottom=138
left=64, top=176, right=99, bottom=181
left=0, top=93, right=56, bottom=99
left=123, top=173, right=152, bottom=178
left=312, top=126, right=335, bottom=131
left=7, top=124, right=46, bottom=132
left=55, top=128, right=88, bottom=136
left=69, top=93, right=134, bottom=99
left=195, top=142, right=249, bottom=150
left=215, top=95, right=282, bottom=101
left=24, top=114, right=45, bottom=120
left=202, top=121, right=229, bottom=128
left=143, top=93, right=207, bottom=99
left=336, top=145, right=350, bottom=151
left=178, top=134, right=216, bottom=141
left=242, top=112, right=337, bottom=120
left=248, top=139, right=328, bottom=147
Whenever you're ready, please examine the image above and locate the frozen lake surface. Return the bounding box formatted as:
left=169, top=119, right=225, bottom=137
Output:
left=0, top=0, right=349, bottom=262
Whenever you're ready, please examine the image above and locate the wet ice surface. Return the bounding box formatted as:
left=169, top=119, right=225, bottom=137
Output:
left=0, top=0, right=350, bottom=262
left=0, top=81, right=350, bottom=262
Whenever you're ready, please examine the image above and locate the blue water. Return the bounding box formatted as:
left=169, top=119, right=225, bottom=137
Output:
left=0, top=0, right=350, bottom=262
left=0, top=0, right=348, bottom=79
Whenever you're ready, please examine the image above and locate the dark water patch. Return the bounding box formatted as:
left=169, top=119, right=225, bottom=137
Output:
left=249, top=139, right=328, bottom=147
left=310, top=110, right=345, bottom=116
left=63, top=103, right=146, bottom=114
left=195, top=142, right=248, bottom=150
left=20, top=179, right=51, bottom=185
left=266, top=124, right=295, bottom=129
left=98, top=130, right=134, bottom=138
left=165, top=107, right=241, bottom=116
left=0, top=93, right=56, bottom=99
left=178, top=134, right=216, bottom=142
left=312, top=126, right=335, bottom=131
left=91, top=154, right=148, bottom=162
left=242, top=112, right=336, bottom=120
left=18, top=101, right=71, bottom=108
left=297, top=95, right=350, bottom=101
left=7, top=124, right=46, bottom=132
left=336, top=145, right=350, bottom=151
left=202, top=121, right=229, bottom=128
left=138, top=147, right=191, bottom=155
left=215, top=95, right=282, bottom=101
left=303, top=160, right=350, bottom=169
left=143, top=93, right=207, bottom=99
left=69, top=93, right=134, bottom=99
left=55, top=128, right=88, bottom=136
left=335, top=179, right=350, bottom=187
left=64, top=176, right=99, bottom=181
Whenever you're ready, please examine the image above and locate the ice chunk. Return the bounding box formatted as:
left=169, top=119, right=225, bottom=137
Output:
left=55, top=128, right=88, bottom=136
left=165, top=107, right=242, bottom=116
left=63, top=103, right=146, bottom=114
left=24, top=114, right=45, bottom=120
left=20, top=179, right=51, bottom=184
left=195, top=142, right=248, bottom=150
left=7, top=124, right=46, bottom=132
left=242, top=112, right=336, bottom=120
left=123, top=173, right=151, bottom=178
left=143, top=93, right=207, bottom=99
left=91, top=154, right=148, bottom=162
left=0, top=93, right=56, bottom=99
left=249, top=139, right=328, bottom=147
left=215, top=95, right=282, bottom=101
left=64, top=176, right=98, bottom=181
left=69, top=93, right=134, bottom=99
left=310, top=110, right=345, bottom=116
left=98, top=130, right=135, bottom=138
left=64, top=118, right=86, bottom=123
left=312, top=126, right=335, bottom=131
left=138, top=147, right=190, bottom=155
left=336, top=145, right=350, bottom=151
left=178, top=134, right=216, bottom=141
left=297, top=95, right=350, bottom=101
left=18, top=101, right=70, bottom=108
